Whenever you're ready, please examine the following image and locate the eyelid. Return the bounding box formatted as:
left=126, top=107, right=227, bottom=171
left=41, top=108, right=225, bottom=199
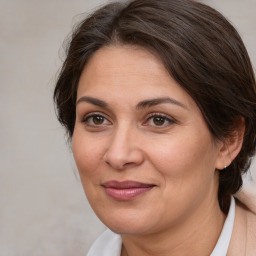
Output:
left=143, top=112, right=176, bottom=127
left=81, top=112, right=112, bottom=125
left=146, top=112, right=176, bottom=121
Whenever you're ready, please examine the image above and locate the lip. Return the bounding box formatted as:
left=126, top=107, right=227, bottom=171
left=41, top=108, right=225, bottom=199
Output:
left=102, top=180, right=156, bottom=201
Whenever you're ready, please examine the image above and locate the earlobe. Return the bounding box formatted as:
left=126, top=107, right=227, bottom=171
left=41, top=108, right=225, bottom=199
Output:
left=215, top=117, right=245, bottom=170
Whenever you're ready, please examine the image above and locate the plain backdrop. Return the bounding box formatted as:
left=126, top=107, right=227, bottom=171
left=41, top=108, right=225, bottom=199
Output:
left=0, top=0, right=255, bottom=255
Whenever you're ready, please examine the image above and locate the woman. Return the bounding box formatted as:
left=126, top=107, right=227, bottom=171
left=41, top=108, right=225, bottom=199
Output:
left=54, top=0, right=256, bottom=255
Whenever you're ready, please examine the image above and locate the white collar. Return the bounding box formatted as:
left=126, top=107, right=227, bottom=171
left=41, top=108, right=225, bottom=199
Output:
left=210, top=196, right=235, bottom=256
left=87, top=229, right=121, bottom=256
left=87, top=197, right=235, bottom=256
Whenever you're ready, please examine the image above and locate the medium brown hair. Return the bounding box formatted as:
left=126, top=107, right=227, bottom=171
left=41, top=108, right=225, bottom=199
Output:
left=54, top=0, right=256, bottom=213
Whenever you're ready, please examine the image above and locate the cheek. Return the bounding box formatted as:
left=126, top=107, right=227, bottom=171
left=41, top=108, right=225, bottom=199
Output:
left=72, top=131, right=105, bottom=179
left=147, top=129, right=217, bottom=185
left=72, top=132, right=109, bottom=211
left=147, top=134, right=218, bottom=216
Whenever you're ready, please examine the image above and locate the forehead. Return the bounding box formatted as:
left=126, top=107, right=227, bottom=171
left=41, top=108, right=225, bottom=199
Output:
left=77, top=45, right=195, bottom=109
left=79, top=45, right=168, bottom=82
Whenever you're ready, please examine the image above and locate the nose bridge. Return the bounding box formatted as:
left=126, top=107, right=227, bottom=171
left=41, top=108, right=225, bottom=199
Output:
left=111, top=122, right=132, bottom=150
left=104, top=121, right=143, bottom=170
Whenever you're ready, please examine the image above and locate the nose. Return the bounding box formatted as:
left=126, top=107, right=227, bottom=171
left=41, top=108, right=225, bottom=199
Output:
left=103, top=125, right=144, bottom=170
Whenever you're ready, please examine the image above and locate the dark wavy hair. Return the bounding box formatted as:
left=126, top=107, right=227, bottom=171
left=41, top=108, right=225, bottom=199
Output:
left=54, top=0, right=256, bottom=213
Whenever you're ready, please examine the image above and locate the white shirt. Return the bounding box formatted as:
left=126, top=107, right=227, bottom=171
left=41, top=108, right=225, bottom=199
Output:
left=87, top=197, right=235, bottom=256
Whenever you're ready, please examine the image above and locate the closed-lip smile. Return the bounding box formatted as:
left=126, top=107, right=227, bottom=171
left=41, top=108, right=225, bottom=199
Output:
left=102, top=180, right=156, bottom=201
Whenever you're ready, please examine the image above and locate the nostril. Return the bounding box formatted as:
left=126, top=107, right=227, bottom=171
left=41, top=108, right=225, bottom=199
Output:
left=103, top=137, right=145, bottom=170
left=123, top=162, right=136, bottom=167
left=103, top=152, right=144, bottom=170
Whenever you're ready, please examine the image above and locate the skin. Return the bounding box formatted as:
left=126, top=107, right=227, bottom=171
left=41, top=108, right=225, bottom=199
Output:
left=72, top=45, right=240, bottom=255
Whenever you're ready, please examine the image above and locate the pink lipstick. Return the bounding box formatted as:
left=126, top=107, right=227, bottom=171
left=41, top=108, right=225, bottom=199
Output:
left=102, top=180, right=155, bottom=201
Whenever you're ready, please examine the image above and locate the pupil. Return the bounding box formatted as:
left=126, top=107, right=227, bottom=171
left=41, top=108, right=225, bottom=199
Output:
left=153, top=117, right=165, bottom=125
left=93, top=116, right=104, bottom=124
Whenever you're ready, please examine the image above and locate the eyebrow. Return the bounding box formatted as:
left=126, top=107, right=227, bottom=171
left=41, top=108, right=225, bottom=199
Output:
left=76, top=96, right=109, bottom=108
left=76, top=96, right=187, bottom=109
left=136, top=97, right=187, bottom=110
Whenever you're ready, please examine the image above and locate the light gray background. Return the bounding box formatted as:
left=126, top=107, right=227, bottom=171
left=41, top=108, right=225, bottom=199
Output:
left=0, top=1, right=255, bottom=255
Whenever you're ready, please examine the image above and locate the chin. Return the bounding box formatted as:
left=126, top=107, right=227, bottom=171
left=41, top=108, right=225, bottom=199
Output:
left=99, top=209, right=154, bottom=235
left=108, top=222, right=151, bottom=236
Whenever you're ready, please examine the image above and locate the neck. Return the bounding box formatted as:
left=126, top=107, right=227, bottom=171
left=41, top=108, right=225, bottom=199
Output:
left=121, top=196, right=226, bottom=256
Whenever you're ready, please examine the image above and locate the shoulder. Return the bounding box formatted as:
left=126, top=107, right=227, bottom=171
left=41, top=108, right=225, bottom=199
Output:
left=228, top=199, right=256, bottom=255
left=87, top=229, right=122, bottom=256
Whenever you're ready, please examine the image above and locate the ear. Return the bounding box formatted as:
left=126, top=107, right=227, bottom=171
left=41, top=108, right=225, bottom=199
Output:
left=215, top=117, right=245, bottom=170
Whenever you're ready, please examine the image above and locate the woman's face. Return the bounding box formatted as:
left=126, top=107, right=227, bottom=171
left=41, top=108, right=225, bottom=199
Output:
left=72, top=45, right=224, bottom=235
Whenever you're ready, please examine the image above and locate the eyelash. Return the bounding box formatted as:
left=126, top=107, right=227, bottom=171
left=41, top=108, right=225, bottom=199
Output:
left=81, top=112, right=111, bottom=126
left=144, top=113, right=175, bottom=128
left=80, top=112, right=176, bottom=128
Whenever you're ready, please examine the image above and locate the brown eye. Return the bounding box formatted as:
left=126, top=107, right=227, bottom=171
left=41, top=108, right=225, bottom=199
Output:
left=92, top=115, right=105, bottom=125
left=145, top=114, right=175, bottom=128
left=82, top=114, right=111, bottom=126
left=152, top=116, right=166, bottom=126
